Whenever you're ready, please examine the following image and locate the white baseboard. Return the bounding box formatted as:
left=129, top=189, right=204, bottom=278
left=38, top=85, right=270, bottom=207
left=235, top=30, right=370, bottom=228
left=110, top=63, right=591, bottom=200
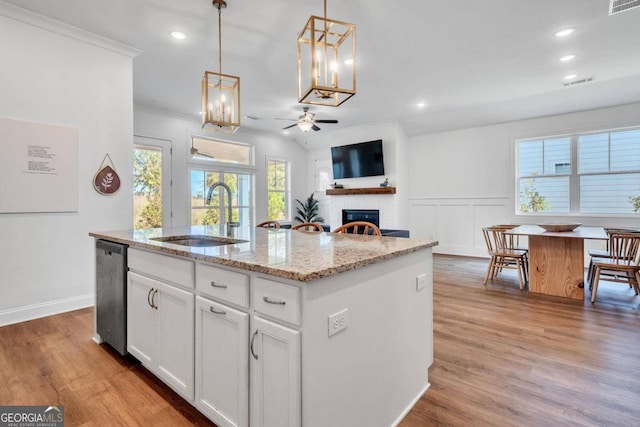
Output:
left=434, top=245, right=488, bottom=258
left=391, top=382, right=431, bottom=427
left=0, top=294, right=94, bottom=327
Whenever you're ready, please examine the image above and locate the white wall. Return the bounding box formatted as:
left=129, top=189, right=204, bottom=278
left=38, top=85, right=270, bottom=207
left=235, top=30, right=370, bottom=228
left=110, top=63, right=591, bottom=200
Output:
left=305, top=121, right=409, bottom=230
left=0, top=4, right=137, bottom=325
left=134, top=106, right=309, bottom=227
left=408, top=102, right=640, bottom=257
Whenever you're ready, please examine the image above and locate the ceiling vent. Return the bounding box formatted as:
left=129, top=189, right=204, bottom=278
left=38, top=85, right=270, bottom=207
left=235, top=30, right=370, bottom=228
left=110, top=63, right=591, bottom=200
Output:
left=562, top=77, right=594, bottom=87
left=609, top=0, right=640, bottom=15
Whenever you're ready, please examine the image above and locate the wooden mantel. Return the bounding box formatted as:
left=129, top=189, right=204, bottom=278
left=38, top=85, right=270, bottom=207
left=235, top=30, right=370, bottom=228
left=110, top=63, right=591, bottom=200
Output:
left=325, top=186, right=396, bottom=196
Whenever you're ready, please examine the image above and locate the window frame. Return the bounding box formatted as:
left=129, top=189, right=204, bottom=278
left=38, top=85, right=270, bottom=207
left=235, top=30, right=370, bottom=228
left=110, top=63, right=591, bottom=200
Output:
left=189, top=133, right=254, bottom=167
left=515, top=125, right=640, bottom=217
left=266, top=157, right=291, bottom=222
left=188, top=135, right=256, bottom=227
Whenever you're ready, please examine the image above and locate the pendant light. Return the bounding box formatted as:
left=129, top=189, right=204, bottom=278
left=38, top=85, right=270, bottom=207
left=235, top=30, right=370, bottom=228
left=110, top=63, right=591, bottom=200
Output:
left=297, top=0, right=356, bottom=107
left=202, top=0, right=240, bottom=133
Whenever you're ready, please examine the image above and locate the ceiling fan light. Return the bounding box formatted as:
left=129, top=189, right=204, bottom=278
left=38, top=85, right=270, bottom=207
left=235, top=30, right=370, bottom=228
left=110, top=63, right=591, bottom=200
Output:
left=298, top=121, right=314, bottom=132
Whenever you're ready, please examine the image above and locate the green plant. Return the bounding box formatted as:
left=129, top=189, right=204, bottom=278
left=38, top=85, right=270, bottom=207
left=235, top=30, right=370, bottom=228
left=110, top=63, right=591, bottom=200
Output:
left=519, top=178, right=551, bottom=213
left=295, top=193, right=324, bottom=223
left=629, top=193, right=640, bottom=212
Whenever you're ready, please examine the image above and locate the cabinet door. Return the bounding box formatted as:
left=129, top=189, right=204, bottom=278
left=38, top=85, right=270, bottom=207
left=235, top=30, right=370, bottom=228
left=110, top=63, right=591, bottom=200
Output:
left=195, top=297, right=248, bottom=427
left=127, top=272, right=156, bottom=365
left=250, top=316, right=301, bottom=427
left=156, top=281, right=195, bottom=400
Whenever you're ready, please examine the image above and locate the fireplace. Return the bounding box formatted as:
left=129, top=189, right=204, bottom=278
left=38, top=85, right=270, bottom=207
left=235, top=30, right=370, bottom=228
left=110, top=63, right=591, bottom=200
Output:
left=342, top=209, right=380, bottom=227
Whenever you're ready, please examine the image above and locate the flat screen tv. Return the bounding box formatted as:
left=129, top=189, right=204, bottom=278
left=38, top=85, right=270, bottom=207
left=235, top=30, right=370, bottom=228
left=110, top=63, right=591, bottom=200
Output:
left=331, top=139, right=385, bottom=179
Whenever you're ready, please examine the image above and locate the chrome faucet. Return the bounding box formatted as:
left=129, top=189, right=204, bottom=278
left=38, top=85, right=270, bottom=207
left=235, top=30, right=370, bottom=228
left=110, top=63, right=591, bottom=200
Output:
left=206, top=182, right=240, bottom=237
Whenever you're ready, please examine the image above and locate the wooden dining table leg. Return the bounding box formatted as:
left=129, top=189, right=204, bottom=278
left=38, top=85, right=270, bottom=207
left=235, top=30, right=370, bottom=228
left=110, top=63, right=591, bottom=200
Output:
left=528, top=235, right=585, bottom=300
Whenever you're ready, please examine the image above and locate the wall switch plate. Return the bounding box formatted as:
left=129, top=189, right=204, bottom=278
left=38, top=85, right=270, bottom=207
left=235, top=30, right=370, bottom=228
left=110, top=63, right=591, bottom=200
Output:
left=416, top=273, right=427, bottom=291
left=328, top=308, right=349, bottom=337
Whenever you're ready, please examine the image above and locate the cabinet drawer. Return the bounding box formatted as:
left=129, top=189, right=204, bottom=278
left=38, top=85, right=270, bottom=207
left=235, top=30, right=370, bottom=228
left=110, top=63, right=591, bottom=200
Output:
left=253, top=278, right=300, bottom=325
left=196, top=263, right=249, bottom=308
left=128, top=248, right=194, bottom=289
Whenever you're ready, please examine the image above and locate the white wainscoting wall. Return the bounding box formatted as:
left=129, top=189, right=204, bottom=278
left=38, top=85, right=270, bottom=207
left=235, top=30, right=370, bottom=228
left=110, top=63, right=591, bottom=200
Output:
left=409, top=196, right=513, bottom=257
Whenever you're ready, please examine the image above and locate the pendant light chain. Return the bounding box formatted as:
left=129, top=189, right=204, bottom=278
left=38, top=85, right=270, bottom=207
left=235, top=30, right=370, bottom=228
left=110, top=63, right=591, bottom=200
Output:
left=218, top=5, right=222, bottom=75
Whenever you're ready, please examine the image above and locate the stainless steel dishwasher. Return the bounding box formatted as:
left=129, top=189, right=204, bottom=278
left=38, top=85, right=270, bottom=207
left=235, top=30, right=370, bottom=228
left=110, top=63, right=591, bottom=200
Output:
left=95, top=239, right=128, bottom=355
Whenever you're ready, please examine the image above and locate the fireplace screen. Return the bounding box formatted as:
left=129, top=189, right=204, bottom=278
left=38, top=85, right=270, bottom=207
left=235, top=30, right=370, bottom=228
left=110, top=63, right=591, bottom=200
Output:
left=342, top=209, right=380, bottom=227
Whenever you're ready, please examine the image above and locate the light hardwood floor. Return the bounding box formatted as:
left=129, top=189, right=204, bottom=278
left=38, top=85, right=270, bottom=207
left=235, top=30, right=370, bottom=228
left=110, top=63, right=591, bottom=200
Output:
left=1, top=254, right=639, bottom=426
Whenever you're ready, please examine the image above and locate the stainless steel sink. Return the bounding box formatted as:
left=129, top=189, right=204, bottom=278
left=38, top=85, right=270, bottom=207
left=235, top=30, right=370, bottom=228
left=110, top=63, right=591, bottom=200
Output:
left=151, top=235, right=248, bottom=247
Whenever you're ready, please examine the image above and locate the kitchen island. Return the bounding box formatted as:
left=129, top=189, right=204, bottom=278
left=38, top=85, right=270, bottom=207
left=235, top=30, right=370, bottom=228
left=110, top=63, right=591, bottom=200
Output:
left=90, top=225, right=438, bottom=427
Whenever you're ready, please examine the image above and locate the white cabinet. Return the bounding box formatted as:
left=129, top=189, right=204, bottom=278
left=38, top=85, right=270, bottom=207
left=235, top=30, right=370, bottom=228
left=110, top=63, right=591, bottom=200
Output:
left=249, top=315, right=301, bottom=427
left=127, top=272, right=155, bottom=366
left=195, top=296, right=249, bottom=427
left=127, top=271, right=195, bottom=400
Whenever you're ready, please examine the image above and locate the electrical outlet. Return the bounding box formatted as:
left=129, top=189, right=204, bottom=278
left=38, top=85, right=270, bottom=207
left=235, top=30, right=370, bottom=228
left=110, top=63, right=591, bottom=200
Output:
left=328, top=308, right=349, bottom=337
left=416, top=273, right=427, bottom=291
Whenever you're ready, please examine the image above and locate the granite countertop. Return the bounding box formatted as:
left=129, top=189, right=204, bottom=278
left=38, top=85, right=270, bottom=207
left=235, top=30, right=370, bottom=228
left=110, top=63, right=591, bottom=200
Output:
left=90, top=225, right=438, bottom=282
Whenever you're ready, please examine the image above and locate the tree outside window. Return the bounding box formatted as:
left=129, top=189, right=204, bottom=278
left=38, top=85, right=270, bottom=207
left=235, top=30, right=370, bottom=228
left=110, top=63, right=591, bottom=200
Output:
left=133, top=146, right=162, bottom=229
left=519, top=177, right=551, bottom=213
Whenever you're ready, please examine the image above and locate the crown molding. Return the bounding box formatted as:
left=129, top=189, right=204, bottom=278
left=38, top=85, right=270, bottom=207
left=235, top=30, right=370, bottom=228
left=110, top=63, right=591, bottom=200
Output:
left=0, top=1, right=140, bottom=58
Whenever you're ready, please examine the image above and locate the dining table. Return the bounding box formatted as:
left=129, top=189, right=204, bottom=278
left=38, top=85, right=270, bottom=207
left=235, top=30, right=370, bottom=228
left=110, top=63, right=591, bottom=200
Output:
left=504, top=225, right=608, bottom=300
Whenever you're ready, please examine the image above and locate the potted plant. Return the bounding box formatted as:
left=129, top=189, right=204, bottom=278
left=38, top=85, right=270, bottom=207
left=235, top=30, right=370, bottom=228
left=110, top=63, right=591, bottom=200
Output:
left=295, top=193, right=324, bottom=223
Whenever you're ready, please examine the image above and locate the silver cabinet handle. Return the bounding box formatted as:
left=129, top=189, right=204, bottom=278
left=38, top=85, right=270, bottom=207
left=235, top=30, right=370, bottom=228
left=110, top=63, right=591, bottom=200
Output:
left=210, top=281, right=228, bottom=289
left=263, top=296, right=286, bottom=305
left=250, top=329, right=259, bottom=360
left=209, top=306, right=226, bottom=316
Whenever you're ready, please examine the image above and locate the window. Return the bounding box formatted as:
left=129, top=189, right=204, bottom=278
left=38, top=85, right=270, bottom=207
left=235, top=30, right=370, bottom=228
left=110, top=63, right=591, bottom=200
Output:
left=189, top=135, right=254, bottom=226
left=133, top=136, right=172, bottom=229
left=517, top=127, right=640, bottom=215
left=266, top=159, right=289, bottom=221
left=190, top=169, right=252, bottom=226
left=517, top=137, right=570, bottom=213
left=579, top=129, right=640, bottom=214
left=190, top=135, right=252, bottom=165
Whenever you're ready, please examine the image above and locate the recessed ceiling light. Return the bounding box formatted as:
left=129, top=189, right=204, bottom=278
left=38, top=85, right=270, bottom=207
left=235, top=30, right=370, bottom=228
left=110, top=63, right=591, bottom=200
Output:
left=554, top=28, right=575, bottom=37
left=417, top=101, right=426, bottom=108
left=170, top=31, right=186, bottom=40
left=564, top=74, right=577, bottom=80
left=344, top=59, right=354, bottom=65
left=283, top=130, right=289, bottom=135
left=559, top=54, right=576, bottom=62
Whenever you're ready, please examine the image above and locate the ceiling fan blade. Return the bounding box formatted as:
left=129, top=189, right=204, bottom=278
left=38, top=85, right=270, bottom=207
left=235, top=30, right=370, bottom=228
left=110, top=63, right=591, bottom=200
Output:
left=282, top=123, right=298, bottom=130
left=312, top=124, right=321, bottom=131
left=193, top=149, right=215, bottom=159
left=314, top=120, right=338, bottom=124
left=275, top=118, right=297, bottom=121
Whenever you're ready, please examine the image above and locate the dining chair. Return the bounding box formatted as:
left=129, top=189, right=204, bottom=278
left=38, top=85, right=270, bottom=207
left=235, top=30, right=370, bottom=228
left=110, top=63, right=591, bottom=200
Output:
left=291, top=222, right=324, bottom=232
left=590, top=232, right=640, bottom=303
left=491, top=224, right=528, bottom=253
left=482, top=226, right=528, bottom=290
left=256, top=220, right=280, bottom=229
left=332, top=221, right=382, bottom=236
left=587, top=228, right=640, bottom=288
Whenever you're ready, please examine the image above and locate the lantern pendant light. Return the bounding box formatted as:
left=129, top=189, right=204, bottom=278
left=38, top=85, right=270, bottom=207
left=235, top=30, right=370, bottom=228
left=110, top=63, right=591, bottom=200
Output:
left=297, top=0, right=356, bottom=107
left=202, top=0, right=240, bottom=132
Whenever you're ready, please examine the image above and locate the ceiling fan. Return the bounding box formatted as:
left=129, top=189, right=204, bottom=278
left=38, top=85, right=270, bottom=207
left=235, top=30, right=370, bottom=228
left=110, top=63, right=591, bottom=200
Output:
left=277, top=107, right=338, bottom=132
